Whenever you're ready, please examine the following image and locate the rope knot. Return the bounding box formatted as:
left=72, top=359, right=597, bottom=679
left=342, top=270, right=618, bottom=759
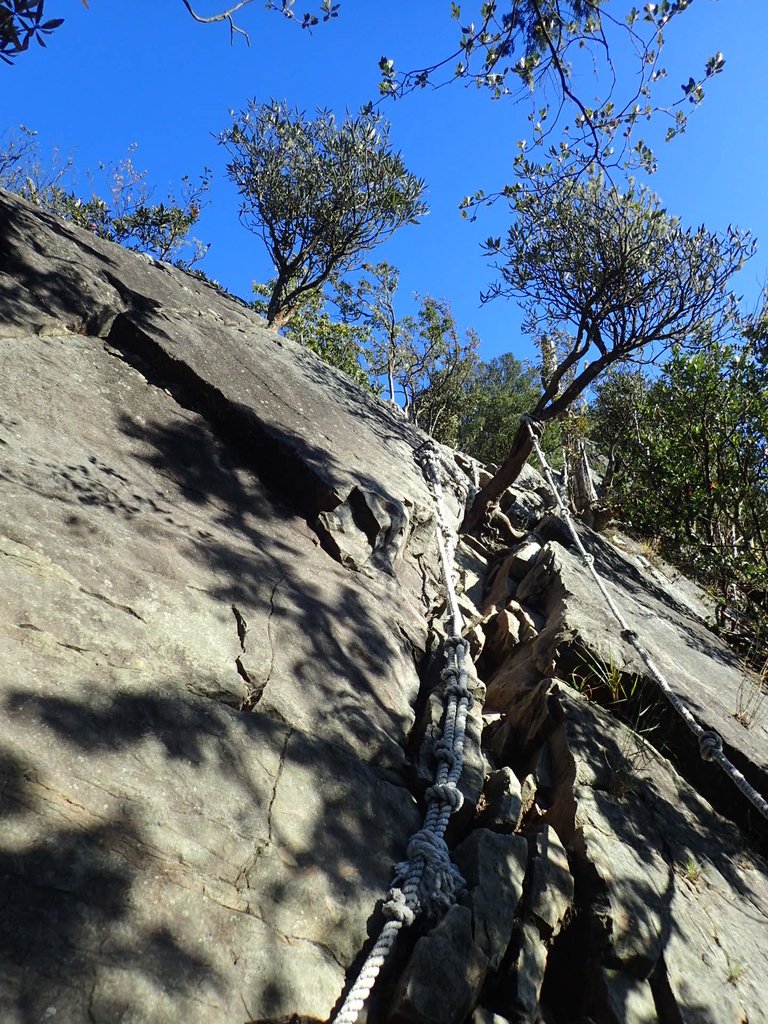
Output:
left=699, top=730, right=723, bottom=761
left=406, top=828, right=466, bottom=917
left=621, top=628, right=639, bottom=644
left=444, top=681, right=475, bottom=709
left=382, top=887, right=416, bottom=927
left=445, top=635, right=470, bottom=657
left=425, top=782, right=464, bottom=812
left=433, top=739, right=456, bottom=768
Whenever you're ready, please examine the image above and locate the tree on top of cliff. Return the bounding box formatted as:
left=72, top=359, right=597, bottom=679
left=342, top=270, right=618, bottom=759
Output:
left=462, top=168, right=755, bottom=532
left=0, top=127, right=211, bottom=268
left=219, top=101, right=428, bottom=329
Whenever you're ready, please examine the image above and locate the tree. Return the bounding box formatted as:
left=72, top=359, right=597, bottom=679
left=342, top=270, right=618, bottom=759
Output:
left=0, top=1, right=337, bottom=63
left=380, top=1, right=723, bottom=182
left=462, top=169, right=754, bottom=531
left=400, top=295, right=480, bottom=442
left=251, top=280, right=372, bottom=390
left=335, top=262, right=480, bottom=441
left=335, top=262, right=415, bottom=403
left=0, top=127, right=210, bottom=267
left=457, top=353, right=540, bottom=465
left=219, top=101, right=427, bottom=329
left=592, top=342, right=768, bottom=634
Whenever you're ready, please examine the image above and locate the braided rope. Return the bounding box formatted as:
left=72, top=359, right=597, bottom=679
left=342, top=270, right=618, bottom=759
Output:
left=332, top=444, right=474, bottom=1023
left=523, top=419, right=768, bottom=822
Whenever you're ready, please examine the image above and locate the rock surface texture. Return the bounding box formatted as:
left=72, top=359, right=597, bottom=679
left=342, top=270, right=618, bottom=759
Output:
left=1, top=188, right=767, bottom=1024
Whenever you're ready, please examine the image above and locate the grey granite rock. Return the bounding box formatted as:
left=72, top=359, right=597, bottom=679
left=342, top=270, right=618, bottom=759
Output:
left=454, top=828, right=528, bottom=969
left=387, top=905, right=488, bottom=1024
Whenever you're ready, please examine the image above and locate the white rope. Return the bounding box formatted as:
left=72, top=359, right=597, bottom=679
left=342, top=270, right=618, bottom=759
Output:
left=332, top=442, right=474, bottom=1023
left=523, top=419, right=768, bottom=822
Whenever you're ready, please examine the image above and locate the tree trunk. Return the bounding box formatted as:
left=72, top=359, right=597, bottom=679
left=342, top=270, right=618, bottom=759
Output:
left=266, top=283, right=294, bottom=330
left=460, top=419, right=537, bottom=533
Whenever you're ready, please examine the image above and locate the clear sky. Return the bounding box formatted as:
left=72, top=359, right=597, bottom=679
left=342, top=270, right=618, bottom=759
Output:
left=4, top=1, right=768, bottom=366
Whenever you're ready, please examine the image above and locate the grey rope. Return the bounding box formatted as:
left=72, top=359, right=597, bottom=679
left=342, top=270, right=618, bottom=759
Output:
left=523, top=419, right=768, bottom=822
left=331, top=443, right=473, bottom=1023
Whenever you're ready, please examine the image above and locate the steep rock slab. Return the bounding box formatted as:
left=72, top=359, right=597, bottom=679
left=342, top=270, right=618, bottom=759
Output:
left=512, top=532, right=768, bottom=825
left=540, top=687, right=768, bottom=1023
left=0, top=191, right=455, bottom=1022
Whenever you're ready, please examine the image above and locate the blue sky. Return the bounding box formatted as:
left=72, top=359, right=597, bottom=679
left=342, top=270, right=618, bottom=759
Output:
left=4, top=1, right=767, bottom=365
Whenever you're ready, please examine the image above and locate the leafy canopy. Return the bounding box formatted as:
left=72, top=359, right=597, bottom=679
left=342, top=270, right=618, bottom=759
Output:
left=219, top=100, right=427, bottom=328
left=0, top=1, right=336, bottom=63
left=485, top=170, right=754, bottom=422
left=379, top=1, right=723, bottom=189
left=462, top=166, right=754, bottom=529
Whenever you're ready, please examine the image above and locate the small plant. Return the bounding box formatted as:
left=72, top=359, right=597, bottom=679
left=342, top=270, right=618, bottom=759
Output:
left=733, top=661, right=768, bottom=730
left=571, top=647, right=640, bottom=706
left=681, top=858, right=703, bottom=884
left=726, top=960, right=746, bottom=986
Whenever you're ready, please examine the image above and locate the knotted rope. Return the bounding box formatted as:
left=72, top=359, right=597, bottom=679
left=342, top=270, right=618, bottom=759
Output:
left=331, top=442, right=474, bottom=1023
left=523, top=418, right=768, bottom=822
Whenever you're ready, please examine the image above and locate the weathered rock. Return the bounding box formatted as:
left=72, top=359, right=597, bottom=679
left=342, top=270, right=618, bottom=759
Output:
left=0, top=189, right=442, bottom=1022
left=387, top=905, right=488, bottom=1024
left=545, top=688, right=768, bottom=1024
left=454, top=828, right=529, bottom=969
left=508, top=918, right=549, bottom=1022
left=3, top=188, right=768, bottom=1024
left=478, top=766, right=524, bottom=833
left=526, top=825, right=574, bottom=939
left=515, top=533, right=768, bottom=824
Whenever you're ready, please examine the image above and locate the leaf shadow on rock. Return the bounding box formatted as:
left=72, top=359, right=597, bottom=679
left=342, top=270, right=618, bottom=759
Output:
left=117, top=409, right=424, bottom=758
left=0, top=752, right=224, bottom=1024
left=2, top=679, right=418, bottom=1022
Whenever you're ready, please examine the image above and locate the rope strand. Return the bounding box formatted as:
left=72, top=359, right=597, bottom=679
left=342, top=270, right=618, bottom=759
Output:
left=332, top=442, right=474, bottom=1023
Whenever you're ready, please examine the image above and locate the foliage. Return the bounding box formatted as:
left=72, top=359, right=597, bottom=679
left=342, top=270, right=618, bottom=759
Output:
left=591, top=341, right=768, bottom=634
left=219, top=100, right=427, bottom=328
left=464, top=168, right=752, bottom=529
left=0, top=0, right=69, bottom=65
left=0, top=127, right=210, bottom=267
left=335, top=262, right=479, bottom=441
left=485, top=170, right=753, bottom=423
left=252, top=280, right=372, bottom=390
left=335, top=262, right=415, bottom=403
left=380, top=1, right=717, bottom=183
left=404, top=295, right=481, bottom=443
left=456, top=352, right=544, bottom=464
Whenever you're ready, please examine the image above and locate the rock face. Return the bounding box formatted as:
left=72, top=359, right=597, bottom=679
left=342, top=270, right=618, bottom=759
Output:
left=1, top=188, right=768, bottom=1024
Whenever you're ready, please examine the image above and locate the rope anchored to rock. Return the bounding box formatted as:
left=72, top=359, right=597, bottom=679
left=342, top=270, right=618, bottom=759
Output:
left=331, top=442, right=474, bottom=1024
left=523, top=417, right=768, bottom=823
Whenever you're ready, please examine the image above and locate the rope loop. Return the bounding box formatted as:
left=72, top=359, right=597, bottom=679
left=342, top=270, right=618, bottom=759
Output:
left=332, top=439, right=473, bottom=1023
left=425, top=782, right=464, bottom=812
left=699, top=730, right=723, bottom=762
